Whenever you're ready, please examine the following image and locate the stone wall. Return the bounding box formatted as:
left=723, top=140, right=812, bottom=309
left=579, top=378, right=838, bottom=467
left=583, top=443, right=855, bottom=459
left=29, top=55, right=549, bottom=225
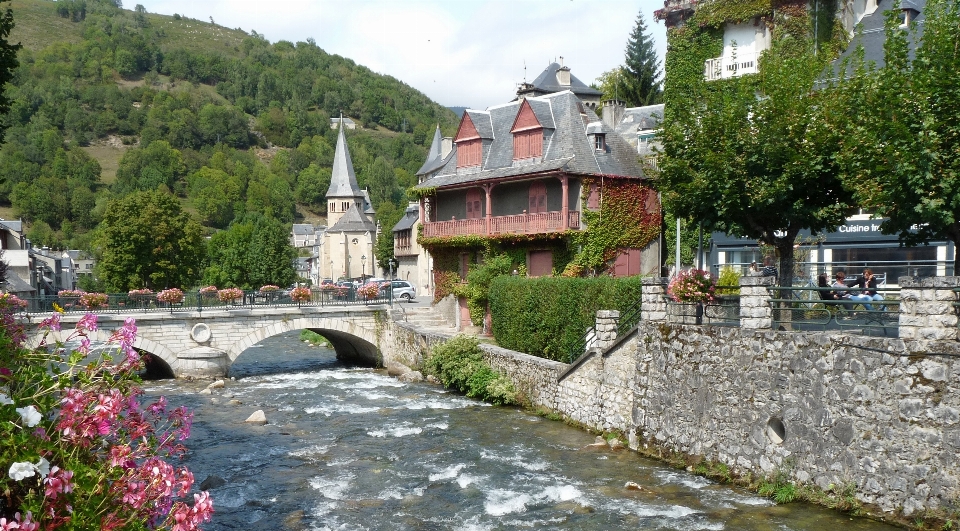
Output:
left=634, top=323, right=960, bottom=516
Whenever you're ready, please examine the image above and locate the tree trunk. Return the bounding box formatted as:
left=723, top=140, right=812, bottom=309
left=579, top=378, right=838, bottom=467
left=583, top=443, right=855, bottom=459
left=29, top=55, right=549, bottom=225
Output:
left=953, top=236, right=959, bottom=277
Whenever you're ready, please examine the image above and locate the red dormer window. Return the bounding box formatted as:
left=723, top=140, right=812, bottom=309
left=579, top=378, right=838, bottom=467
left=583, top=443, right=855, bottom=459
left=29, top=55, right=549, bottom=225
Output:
left=455, top=112, right=483, bottom=168
left=511, top=99, right=543, bottom=160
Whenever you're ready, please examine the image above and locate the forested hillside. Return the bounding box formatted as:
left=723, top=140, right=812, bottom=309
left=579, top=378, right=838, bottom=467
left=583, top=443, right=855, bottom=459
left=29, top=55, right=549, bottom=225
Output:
left=0, top=0, right=459, bottom=251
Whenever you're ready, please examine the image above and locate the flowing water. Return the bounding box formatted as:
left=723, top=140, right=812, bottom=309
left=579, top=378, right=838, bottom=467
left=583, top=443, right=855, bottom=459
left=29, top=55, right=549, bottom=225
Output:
left=144, top=331, right=900, bottom=531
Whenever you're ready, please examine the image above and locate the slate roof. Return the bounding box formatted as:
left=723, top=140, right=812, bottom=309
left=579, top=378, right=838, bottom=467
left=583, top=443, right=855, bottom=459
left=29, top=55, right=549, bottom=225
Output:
left=4, top=275, right=34, bottom=294
left=292, top=223, right=316, bottom=236
left=615, top=104, right=665, bottom=150
left=0, top=219, right=22, bottom=233
left=392, top=203, right=419, bottom=233
left=326, top=204, right=377, bottom=233
left=524, top=63, right=603, bottom=98
left=414, top=91, right=645, bottom=191
left=416, top=126, right=446, bottom=176
left=326, top=116, right=363, bottom=199
left=828, top=0, right=926, bottom=80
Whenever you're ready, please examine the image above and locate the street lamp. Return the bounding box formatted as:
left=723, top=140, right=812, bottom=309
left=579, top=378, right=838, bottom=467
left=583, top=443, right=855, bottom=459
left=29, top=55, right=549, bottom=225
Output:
left=361, top=255, right=366, bottom=281
left=388, top=258, right=397, bottom=279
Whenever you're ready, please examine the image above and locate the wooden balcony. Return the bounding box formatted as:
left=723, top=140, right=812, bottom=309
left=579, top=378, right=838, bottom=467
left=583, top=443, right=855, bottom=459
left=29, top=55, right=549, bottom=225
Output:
left=423, top=211, right=580, bottom=238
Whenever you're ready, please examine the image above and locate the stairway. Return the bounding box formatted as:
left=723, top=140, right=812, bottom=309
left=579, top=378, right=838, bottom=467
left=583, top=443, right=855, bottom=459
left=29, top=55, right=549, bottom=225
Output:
left=397, top=306, right=456, bottom=333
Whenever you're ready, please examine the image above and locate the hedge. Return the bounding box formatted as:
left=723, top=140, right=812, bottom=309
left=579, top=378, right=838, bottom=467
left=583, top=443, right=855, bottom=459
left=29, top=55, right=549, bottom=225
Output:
left=488, top=276, right=643, bottom=361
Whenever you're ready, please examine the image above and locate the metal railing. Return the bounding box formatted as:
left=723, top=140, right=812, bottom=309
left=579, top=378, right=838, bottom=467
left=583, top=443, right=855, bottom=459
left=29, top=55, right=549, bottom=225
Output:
left=567, top=294, right=643, bottom=364
left=767, top=286, right=900, bottom=337
left=19, top=286, right=395, bottom=316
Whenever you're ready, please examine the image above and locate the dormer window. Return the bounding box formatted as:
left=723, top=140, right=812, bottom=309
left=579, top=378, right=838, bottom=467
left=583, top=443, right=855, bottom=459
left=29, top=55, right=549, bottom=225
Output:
left=454, top=112, right=484, bottom=168
left=594, top=134, right=606, bottom=152
left=510, top=99, right=544, bottom=161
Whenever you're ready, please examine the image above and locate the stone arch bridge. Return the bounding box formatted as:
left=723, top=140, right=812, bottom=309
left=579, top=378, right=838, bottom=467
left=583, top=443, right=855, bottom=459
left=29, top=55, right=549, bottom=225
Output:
left=24, top=305, right=405, bottom=378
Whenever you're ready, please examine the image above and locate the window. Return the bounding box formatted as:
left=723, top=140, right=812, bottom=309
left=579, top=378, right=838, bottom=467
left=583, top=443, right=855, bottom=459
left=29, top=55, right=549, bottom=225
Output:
left=528, top=182, right=547, bottom=214
left=466, top=189, right=482, bottom=220
left=587, top=183, right=600, bottom=209
left=513, top=130, right=542, bottom=159
left=457, top=139, right=482, bottom=168
left=594, top=134, right=606, bottom=152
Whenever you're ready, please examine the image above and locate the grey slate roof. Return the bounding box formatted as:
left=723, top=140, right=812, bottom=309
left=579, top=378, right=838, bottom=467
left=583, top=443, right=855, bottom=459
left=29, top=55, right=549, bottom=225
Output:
left=292, top=223, right=316, bottom=236
left=4, top=275, right=34, bottom=294
left=326, top=116, right=363, bottom=199
left=0, top=219, right=22, bottom=233
left=392, top=204, right=419, bottom=233
left=829, top=0, right=926, bottom=79
left=414, top=91, right=645, bottom=191
left=416, top=126, right=445, bottom=176
left=326, top=204, right=377, bottom=233
left=465, top=110, right=494, bottom=139
left=615, top=104, right=664, bottom=149
left=526, top=63, right=603, bottom=98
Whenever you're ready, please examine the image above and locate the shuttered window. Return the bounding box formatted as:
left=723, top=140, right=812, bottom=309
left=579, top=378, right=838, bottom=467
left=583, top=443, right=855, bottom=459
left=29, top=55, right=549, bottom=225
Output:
left=513, top=130, right=543, bottom=160
left=457, top=140, right=482, bottom=168
left=466, top=189, right=482, bottom=220
left=528, top=181, right=547, bottom=214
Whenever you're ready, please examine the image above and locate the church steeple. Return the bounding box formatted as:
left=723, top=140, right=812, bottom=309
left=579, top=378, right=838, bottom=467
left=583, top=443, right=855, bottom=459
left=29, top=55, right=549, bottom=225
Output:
left=326, top=114, right=366, bottom=227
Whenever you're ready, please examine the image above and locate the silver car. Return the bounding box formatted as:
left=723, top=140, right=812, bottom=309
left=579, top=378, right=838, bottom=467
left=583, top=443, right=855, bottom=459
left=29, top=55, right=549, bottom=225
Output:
left=391, top=280, right=416, bottom=301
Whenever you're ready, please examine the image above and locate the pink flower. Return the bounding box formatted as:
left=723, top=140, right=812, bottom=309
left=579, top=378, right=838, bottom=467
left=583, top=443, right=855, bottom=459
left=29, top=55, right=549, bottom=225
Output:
left=44, top=466, right=75, bottom=500
left=77, top=313, right=99, bottom=333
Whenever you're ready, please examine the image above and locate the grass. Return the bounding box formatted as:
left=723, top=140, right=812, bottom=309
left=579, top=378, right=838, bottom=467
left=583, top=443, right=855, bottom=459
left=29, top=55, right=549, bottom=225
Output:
left=81, top=143, right=128, bottom=185
left=8, top=0, right=84, bottom=51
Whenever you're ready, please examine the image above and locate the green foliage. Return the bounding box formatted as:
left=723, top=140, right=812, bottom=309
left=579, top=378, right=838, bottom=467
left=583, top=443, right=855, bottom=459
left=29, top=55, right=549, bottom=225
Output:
left=424, top=335, right=518, bottom=406
left=488, top=275, right=643, bottom=361
left=463, top=253, right=514, bottom=325
left=299, top=329, right=328, bottom=346
left=757, top=469, right=798, bottom=504
left=374, top=201, right=404, bottom=271
left=659, top=18, right=854, bottom=286
left=0, top=0, right=20, bottom=139
left=93, top=189, right=205, bottom=291
left=573, top=178, right=660, bottom=272
left=202, top=214, right=297, bottom=290
left=836, top=0, right=960, bottom=271
left=621, top=10, right=663, bottom=106
left=716, top=266, right=741, bottom=295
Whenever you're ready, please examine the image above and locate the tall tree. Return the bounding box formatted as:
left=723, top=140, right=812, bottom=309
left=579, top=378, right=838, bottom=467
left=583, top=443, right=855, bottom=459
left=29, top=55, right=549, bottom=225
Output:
left=838, top=0, right=960, bottom=273
left=659, top=40, right=855, bottom=286
left=94, top=190, right=205, bottom=291
left=0, top=0, right=21, bottom=138
left=622, top=10, right=662, bottom=106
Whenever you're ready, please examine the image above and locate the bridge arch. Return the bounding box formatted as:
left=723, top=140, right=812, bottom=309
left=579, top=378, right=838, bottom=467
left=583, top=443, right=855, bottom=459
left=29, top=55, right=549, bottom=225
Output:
left=227, top=316, right=382, bottom=368
left=24, top=328, right=179, bottom=378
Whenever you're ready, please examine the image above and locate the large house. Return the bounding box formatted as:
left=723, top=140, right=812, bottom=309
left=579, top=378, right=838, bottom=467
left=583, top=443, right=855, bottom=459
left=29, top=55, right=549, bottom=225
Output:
left=413, top=90, right=660, bottom=281
left=513, top=60, right=604, bottom=110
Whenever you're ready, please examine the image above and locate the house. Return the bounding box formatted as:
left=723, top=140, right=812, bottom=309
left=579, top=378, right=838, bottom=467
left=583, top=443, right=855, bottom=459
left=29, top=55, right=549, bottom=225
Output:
left=291, top=223, right=318, bottom=248
left=413, top=90, right=660, bottom=280
left=514, top=59, right=603, bottom=110
left=608, top=102, right=664, bottom=170
left=329, top=116, right=357, bottom=130
left=318, top=116, right=377, bottom=281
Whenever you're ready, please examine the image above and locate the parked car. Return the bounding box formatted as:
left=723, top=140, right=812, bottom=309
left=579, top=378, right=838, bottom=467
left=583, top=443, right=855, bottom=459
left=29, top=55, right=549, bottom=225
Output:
left=391, top=280, right=416, bottom=301
left=319, top=278, right=334, bottom=288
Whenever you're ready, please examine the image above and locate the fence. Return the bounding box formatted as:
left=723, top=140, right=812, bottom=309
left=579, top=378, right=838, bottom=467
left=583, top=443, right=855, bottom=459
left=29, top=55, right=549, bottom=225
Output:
left=19, top=285, right=396, bottom=316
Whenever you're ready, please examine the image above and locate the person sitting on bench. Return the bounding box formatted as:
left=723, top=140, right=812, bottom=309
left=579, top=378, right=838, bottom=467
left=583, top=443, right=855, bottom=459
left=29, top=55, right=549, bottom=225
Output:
left=850, top=268, right=884, bottom=311
left=832, top=271, right=855, bottom=310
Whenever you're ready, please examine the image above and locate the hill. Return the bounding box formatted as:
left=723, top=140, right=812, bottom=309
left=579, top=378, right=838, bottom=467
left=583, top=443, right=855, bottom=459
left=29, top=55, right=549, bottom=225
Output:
left=0, top=0, right=460, bottom=251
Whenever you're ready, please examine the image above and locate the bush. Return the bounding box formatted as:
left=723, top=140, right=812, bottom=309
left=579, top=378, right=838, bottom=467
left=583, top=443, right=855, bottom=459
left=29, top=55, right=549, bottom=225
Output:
left=716, top=266, right=741, bottom=296
left=424, top=335, right=517, bottom=406
left=488, top=276, right=643, bottom=361
left=667, top=269, right=716, bottom=303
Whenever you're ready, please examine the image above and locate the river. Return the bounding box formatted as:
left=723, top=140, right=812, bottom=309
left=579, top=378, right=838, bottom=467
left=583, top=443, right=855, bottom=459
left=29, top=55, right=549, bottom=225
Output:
left=143, top=331, right=900, bottom=531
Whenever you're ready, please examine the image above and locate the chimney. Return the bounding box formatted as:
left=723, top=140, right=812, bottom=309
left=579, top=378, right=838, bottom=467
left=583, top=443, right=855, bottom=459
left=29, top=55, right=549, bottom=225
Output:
left=602, top=99, right=625, bottom=129
left=441, top=137, right=453, bottom=159
left=556, top=65, right=571, bottom=87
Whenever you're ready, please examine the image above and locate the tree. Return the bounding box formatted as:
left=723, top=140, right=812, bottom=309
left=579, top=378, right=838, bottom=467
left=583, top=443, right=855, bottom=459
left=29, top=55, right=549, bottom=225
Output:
left=658, top=40, right=855, bottom=286
left=202, top=214, right=296, bottom=289
left=94, top=190, right=205, bottom=291
left=621, top=10, right=662, bottom=106
left=0, top=0, right=21, bottom=139
left=374, top=202, right=403, bottom=272
left=838, top=0, right=960, bottom=273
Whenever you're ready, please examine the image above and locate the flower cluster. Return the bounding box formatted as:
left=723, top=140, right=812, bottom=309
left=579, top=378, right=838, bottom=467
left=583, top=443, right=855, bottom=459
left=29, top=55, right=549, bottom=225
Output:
left=156, top=288, right=185, bottom=304
left=289, top=286, right=312, bottom=303
left=78, top=292, right=108, bottom=310
left=0, top=293, right=27, bottom=310
left=217, top=288, right=243, bottom=302
left=0, top=297, right=213, bottom=529
left=357, top=282, right=383, bottom=300
left=128, top=288, right=154, bottom=297
left=667, top=269, right=717, bottom=303
left=258, top=285, right=280, bottom=293
left=57, top=289, right=85, bottom=298
left=199, top=286, right=218, bottom=295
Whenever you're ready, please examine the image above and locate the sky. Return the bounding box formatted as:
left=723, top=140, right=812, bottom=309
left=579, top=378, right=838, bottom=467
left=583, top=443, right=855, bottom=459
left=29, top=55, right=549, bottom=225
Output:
left=135, top=0, right=667, bottom=110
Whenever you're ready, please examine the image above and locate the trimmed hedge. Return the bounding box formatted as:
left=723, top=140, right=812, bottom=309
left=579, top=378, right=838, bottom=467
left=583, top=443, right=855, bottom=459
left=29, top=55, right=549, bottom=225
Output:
left=489, top=276, right=643, bottom=361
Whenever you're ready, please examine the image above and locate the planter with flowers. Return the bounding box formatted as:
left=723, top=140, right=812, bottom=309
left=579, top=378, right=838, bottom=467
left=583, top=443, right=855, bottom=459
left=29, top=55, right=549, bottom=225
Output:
left=218, top=287, right=244, bottom=305
left=666, top=269, right=716, bottom=325
left=290, top=286, right=312, bottom=306
left=356, top=282, right=382, bottom=301
left=259, top=285, right=280, bottom=304
left=78, top=292, right=109, bottom=311
left=127, top=288, right=154, bottom=308
left=157, top=288, right=185, bottom=310
left=57, top=289, right=85, bottom=311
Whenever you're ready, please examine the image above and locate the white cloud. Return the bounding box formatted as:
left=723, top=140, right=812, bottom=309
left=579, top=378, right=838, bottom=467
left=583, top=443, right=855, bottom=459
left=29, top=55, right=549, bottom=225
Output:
left=136, top=0, right=667, bottom=109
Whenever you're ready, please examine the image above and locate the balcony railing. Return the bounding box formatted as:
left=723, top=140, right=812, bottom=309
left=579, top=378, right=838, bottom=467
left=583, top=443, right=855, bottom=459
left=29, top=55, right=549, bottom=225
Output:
left=423, top=211, right=580, bottom=238
left=704, top=51, right=760, bottom=81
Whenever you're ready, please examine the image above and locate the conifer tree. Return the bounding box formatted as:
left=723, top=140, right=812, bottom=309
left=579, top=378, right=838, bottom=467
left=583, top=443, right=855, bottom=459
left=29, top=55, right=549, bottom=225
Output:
left=0, top=0, right=21, bottom=137
left=622, top=10, right=662, bottom=106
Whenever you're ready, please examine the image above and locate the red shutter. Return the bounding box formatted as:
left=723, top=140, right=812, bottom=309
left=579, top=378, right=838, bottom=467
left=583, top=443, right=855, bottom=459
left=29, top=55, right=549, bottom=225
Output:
left=466, top=189, right=482, bottom=220
left=457, top=139, right=481, bottom=168
left=528, top=182, right=547, bottom=213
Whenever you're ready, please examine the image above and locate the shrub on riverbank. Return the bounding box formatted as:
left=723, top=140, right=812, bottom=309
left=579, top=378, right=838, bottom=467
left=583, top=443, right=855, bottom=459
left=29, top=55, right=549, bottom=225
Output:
left=488, top=276, right=643, bottom=361
left=424, top=335, right=517, bottom=406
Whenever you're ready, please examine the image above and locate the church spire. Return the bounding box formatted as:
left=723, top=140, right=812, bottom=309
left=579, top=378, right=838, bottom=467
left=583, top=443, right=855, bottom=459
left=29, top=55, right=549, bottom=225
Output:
left=326, top=114, right=362, bottom=198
